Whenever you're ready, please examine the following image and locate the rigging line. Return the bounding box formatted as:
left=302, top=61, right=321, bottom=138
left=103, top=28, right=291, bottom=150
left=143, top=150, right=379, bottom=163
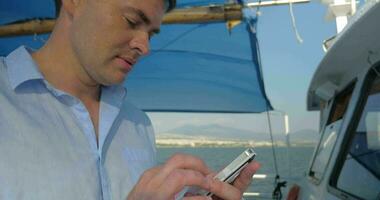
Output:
left=150, top=49, right=254, bottom=63
left=264, top=105, right=285, bottom=200
left=289, top=0, right=304, bottom=43
left=149, top=24, right=205, bottom=57
left=265, top=109, right=280, bottom=177
left=249, top=12, right=281, bottom=197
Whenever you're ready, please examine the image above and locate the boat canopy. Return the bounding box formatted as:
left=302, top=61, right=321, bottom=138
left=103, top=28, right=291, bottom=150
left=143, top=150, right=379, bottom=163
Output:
left=307, top=1, right=380, bottom=111
left=0, top=0, right=273, bottom=113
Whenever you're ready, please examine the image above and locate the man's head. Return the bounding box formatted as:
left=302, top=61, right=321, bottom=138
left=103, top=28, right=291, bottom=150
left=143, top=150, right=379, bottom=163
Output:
left=164, top=0, right=176, bottom=12
left=53, top=0, right=176, bottom=86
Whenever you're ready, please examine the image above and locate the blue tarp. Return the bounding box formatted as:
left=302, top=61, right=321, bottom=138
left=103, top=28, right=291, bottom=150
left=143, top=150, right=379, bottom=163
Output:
left=0, top=0, right=273, bottom=113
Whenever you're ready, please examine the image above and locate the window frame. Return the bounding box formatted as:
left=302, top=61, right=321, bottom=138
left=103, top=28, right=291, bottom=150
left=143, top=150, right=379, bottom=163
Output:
left=328, top=63, right=380, bottom=200
left=308, top=82, right=356, bottom=184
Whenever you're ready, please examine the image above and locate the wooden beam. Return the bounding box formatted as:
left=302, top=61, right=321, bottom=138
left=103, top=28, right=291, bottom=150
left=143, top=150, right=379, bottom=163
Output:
left=163, top=5, right=243, bottom=24
left=0, top=0, right=310, bottom=37
left=0, top=19, right=56, bottom=37
left=0, top=5, right=242, bottom=37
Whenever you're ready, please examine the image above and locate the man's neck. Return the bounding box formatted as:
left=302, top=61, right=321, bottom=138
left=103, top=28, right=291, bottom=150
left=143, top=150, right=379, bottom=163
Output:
left=31, top=28, right=100, bottom=102
left=32, top=17, right=102, bottom=144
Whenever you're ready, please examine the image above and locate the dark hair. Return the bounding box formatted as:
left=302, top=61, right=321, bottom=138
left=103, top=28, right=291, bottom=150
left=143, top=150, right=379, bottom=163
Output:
left=165, top=0, right=176, bottom=12
left=54, top=0, right=176, bottom=16
left=55, top=0, right=61, bottom=17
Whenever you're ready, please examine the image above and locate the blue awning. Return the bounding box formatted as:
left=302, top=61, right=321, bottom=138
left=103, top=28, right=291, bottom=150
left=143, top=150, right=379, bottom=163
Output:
left=0, top=0, right=273, bottom=113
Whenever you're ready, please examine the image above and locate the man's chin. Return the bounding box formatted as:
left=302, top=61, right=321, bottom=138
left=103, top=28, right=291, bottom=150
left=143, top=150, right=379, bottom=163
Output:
left=102, top=76, right=127, bottom=86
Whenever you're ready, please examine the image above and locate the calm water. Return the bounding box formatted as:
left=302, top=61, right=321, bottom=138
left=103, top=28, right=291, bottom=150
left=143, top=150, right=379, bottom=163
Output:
left=157, top=146, right=315, bottom=198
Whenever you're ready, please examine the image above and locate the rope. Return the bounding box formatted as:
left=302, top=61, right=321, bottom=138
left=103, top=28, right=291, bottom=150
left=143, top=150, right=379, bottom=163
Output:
left=289, top=0, right=304, bottom=43
left=245, top=1, right=280, bottom=181
left=265, top=110, right=280, bottom=177
left=246, top=6, right=286, bottom=199
left=265, top=108, right=287, bottom=200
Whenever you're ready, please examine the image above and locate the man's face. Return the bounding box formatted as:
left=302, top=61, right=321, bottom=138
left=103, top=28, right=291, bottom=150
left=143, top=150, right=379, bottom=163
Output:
left=68, top=0, right=165, bottom=85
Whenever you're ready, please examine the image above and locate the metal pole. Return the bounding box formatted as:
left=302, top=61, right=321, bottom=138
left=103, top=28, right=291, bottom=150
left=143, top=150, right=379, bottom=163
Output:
left=246, top=0, right=309, bottom=7
left=284, top=114, right=291, bottom=178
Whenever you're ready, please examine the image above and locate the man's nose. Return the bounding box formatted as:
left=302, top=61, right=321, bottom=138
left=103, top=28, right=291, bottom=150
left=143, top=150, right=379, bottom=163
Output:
left=129, top=32, right=150, bottom=56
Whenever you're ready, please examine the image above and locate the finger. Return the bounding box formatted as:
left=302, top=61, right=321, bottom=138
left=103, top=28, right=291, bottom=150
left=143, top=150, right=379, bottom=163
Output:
left=153, top=153, right=212, bottom=184
left=233, top=161, right=261, bottom=192
left=128, top=166, right=163, bottom=199
left=183, top=196, right=212, bottom=200
left=138, top=165, right=163, bottom=187
left=157, top=169, right=211, bottom=199
left=208, top=178, right=242, bottom=200
left=165, top=153, right=212, bottom=175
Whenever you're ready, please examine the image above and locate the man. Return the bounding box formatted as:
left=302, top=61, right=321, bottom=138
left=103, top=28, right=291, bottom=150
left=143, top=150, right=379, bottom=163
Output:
left=0, top=0, right=260, bottom=199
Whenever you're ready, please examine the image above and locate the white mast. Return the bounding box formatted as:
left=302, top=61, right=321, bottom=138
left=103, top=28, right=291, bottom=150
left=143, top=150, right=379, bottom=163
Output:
left=321, top=0, right=357, bottom=33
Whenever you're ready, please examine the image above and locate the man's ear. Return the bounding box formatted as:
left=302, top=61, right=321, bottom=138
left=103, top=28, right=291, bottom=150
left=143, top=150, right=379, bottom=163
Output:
left=61, top=0, right=80, bottom=16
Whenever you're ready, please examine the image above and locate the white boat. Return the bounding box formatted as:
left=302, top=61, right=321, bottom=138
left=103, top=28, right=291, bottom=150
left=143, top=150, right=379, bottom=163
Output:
left=285, top=0, right=380, bottom=199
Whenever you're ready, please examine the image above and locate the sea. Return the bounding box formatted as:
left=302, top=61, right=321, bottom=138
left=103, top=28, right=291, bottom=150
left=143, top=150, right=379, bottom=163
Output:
left=157, top=146, right=315, bottom=199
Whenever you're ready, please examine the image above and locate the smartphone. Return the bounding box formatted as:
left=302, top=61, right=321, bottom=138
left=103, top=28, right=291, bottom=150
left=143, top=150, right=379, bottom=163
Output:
left=175, top=148, right=256, bottom=199
left=199, top=147, right=256, bottom=196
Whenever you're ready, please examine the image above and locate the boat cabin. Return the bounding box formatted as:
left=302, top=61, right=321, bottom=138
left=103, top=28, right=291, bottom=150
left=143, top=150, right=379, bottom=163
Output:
left=298, top=1, right=380, bottom=199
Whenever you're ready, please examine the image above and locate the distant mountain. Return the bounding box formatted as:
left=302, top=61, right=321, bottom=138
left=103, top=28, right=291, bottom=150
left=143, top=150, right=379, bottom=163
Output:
left=158, top=124, right=270, bottom=141
left=290, top=129, right=319, bottom=143
left=157, top=124, right=320, bottom=144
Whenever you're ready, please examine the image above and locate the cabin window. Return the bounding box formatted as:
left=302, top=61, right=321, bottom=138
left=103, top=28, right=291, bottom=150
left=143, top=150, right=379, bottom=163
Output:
left=309, top=84, right=355, bottom=182
left=334, top=71, right=380, bottom=199
left=327, top=87, right=353, bottom=125
left=319, top=100, right=328, bottom=130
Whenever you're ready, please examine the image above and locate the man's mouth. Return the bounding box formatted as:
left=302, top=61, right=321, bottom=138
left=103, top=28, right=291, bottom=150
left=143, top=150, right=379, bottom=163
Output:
left=116, top=56, right=136, bottom=72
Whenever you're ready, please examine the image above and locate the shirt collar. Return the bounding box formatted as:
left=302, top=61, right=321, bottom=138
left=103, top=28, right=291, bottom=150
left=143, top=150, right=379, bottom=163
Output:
left=4, top=46, right=128, bottom=102
left=5, top=46, right=44, bottom=90
left=102, top=84, right=127, bottom=108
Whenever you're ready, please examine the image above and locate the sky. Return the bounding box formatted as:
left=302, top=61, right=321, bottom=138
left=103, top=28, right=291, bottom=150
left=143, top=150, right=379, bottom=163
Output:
left=257, top=1, right=336, bottom=131
left=0, top=0, right=337, bottom=137
left=148, top=1, right=337, bottom=136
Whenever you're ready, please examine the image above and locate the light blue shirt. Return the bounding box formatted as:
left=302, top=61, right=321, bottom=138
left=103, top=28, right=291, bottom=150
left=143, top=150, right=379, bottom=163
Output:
left=0, top=46, right=157, bottom=200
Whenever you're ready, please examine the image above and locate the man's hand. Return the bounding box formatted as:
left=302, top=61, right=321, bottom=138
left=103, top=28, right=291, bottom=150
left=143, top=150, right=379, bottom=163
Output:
left=210, top=161, right=261, bottom=200
left=127, top=154, right=261, bottom=200
left=127, top=153, right=213, bottom=200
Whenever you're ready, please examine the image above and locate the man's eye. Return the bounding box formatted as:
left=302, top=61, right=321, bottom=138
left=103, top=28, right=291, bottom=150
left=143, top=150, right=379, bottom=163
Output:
left=149, top=33, right=156, bottom=40
left=123, top=17, right=137, bottom=28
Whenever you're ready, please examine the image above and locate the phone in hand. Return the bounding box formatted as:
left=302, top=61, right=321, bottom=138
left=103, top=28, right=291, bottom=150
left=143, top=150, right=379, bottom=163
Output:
left=199, top=148, right=256, bottom=196
left=175, top=148, right=257, bottom=199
